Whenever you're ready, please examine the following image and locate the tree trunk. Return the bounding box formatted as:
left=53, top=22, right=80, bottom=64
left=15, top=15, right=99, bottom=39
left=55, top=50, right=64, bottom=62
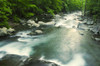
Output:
left=84, top=0, right=87, bottom=16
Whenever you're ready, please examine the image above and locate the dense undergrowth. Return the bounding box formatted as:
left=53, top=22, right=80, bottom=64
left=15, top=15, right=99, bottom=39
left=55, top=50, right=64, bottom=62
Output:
left=86, top=0, right=100, bottom=22
left=0, top=0, right=100, bottom=28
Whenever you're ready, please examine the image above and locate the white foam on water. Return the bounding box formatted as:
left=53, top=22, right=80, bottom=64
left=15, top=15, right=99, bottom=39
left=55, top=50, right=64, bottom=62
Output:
left=0, top=53, right=6, bottom=59
left=66, top=54, right=86, bottom=66
left=18, top=38, right=33, bottom=42
left=55, top=11, right=82, bottom=28
left=15, top=30, right=31, bottom=37
left=0, top=33, right=53, bottom=59
left=39, top=53, right=86, bottom=66
left=0, top=42, right=32, bottom=57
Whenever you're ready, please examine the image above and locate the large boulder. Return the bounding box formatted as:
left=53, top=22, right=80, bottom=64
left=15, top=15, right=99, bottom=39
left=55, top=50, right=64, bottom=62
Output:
left=24, top=58, right=59, bottom=66
left=0, top=54, right=28, bottom=66
left=0, top=54, right=59, bottom=66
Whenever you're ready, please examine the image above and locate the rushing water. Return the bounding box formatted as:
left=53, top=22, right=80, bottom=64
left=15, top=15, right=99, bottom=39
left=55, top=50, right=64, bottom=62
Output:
left=0, top=11, right=100, bottom=66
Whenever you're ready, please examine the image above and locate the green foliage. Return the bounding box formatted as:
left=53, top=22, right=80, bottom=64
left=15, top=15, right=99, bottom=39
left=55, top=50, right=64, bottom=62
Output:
left=65, top=0, right=83, bottom=11
left=1, top=0, right=99, bottom=28
left=85, top=0, right=100, bottom=19
left=0, top=0, right=12, bottom=28
left=0, top=0, right=64, bottom=28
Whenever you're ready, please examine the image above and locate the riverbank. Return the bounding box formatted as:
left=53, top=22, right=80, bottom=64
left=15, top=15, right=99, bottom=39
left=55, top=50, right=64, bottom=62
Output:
left=77, top=15, right=100, bottom=41
left=0, top=14, right=54, bottom=37
left=0, top=11, right=100, bottom=41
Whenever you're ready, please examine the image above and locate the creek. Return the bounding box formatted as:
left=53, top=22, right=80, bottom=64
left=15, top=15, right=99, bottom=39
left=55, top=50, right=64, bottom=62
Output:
left=0, top=11, right=100, bottom=66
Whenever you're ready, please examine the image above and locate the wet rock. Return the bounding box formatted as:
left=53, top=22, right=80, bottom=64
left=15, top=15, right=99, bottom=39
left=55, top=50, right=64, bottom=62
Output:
left=92, top=36, right=100, bottom=41
left=38, top=21, right=55, bottom=27
left=27, top=32, right=36, bottom=36
left=82, top=18, right=94, bottom=25
left=92, top=35, right=100, bottom=41
left=0, top=54, right=28, bottom=66
left=35, top=30, right=43, bottom=34
left=27, top=20, right=55, bottom=29
left=24, top=59, right=59, bottom=66
left=77, top=23, right=89, bottom=30
left=80, top=33, right=84, bottom=35
left=0, top=27, right=15, bottom=36
left=20, top=19, right=27, bottom=25
left=94, top=38, right=100, bottom=41
left=28, top=30, right=43, bottom=35
left=91, top=23, right=100, bottom=35
left=86, top=21, right=94, bottom=25
left=78, top=17, right=84, bottom=21
left=27, top=20, right=40, bottom=28
left=0, top=54, right=59, bottom=66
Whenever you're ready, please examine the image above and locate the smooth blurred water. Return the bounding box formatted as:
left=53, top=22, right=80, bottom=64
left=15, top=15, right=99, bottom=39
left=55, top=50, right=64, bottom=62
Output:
left=0, top=11, right=100, bottom=66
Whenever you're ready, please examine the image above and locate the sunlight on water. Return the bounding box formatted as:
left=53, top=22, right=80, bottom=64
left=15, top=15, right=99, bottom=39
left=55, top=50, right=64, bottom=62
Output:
left=55, top=11, right=82, bottom=28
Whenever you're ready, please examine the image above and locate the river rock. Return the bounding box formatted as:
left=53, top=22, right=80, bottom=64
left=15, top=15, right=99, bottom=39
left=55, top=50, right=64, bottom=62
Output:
left=0, top=27, right=15, bottom=36
left=28, top=30, right=43, bottom=35
left=35, top=30, right=43, bottom=34
left=78, top=17, right=84, bottom=21
left=77, top=23, right=89, bottom=30
left=92, top=35, right=100, bottom=41
left=86, top=20, right=94, bottom=25
left=0, top=54, right=59, bottom=66
left=27, top=20, right=40, bottom=28
left=38, top=21, right=55, bottom=27
left=24, top=59, right=59, bottom=66
left=0, top=54, right=28, bottom=66
left=91, top=23, right=100, bottom=34
left=94, top=37, right=100, bottom=41
left=20, top=19, right=27, bottom=25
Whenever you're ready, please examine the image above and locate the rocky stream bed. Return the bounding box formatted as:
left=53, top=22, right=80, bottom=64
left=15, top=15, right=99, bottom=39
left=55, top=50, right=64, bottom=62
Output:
left=0, top=11, right=100, bottom=66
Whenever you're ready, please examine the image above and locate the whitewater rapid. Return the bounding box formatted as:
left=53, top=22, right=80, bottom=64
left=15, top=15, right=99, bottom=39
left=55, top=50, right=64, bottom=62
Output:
left=0, top=11, right=99, bottom=66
